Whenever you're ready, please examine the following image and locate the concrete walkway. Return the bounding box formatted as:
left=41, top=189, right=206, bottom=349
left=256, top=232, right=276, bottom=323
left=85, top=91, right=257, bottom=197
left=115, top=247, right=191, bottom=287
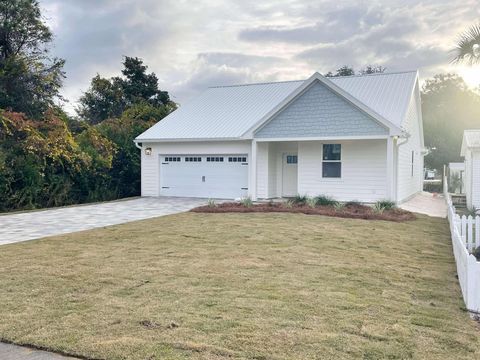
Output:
left=399, top=192, right=447, bottom=218
left=0, top=342, right=78, bottom=359
left=0, top=197, right=206, bottom=245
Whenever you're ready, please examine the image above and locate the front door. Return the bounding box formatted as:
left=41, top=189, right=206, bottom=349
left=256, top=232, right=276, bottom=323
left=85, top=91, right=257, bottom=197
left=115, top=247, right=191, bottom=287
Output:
left=282, top=153, right=298, bottom=197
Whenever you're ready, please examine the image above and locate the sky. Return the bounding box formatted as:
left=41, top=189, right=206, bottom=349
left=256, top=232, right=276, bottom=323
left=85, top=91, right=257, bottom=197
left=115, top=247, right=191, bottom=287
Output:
left=40, top=0, right=480, bottom=114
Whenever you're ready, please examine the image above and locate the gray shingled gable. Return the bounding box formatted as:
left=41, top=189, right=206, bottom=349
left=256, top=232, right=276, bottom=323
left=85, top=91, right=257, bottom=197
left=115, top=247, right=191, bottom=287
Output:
left=254, top=80, right=389, bottom=138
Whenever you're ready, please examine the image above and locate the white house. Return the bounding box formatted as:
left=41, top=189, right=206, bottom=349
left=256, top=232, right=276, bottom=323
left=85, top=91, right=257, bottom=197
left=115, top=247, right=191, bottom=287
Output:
left=461, top=130, right=480, bottom=209
left=135, top=71, right=425, bottom=203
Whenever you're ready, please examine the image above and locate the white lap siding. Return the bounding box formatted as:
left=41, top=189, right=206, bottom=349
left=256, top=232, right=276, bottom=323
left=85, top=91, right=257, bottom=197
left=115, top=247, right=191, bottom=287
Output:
left=140, top=141, right=251, bottom=197
left=396, top=87, right=424, bottom=203
left=472, top=151, right=480, bottom=209
left=297, top=140, right=387, bottom=202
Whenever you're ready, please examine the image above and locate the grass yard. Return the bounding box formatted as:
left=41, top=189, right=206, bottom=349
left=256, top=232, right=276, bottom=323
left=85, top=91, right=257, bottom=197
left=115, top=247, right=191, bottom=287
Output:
left=0, top=213, right=478, bottom=359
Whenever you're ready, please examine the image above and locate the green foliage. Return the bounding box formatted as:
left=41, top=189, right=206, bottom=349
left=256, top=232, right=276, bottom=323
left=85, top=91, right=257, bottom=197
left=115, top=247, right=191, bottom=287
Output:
left=0, top=0, right=65, bottom=119
left=240, top=197, right=253, bottom=208
left=373, top=200, right=396, bottom=214
left=292, top=194, right=309, bottom=205
left=333, top=202, right=346, bottom=211
left=422, top=74, right=480, bottom=171
left=314, top=195, right=338, bottom=206
left=207, top=199, right=217, bottom=208
left=472, top=246, right=480, bottom=261
left=325, top=65, right=385, bottom=78
left=78, top=57, right=174, bottom=124
left=452, top=23, right=480, bottom=65
left=372, top=203, right=385, bottom=214
left=306, top=197, right=317, bottom=208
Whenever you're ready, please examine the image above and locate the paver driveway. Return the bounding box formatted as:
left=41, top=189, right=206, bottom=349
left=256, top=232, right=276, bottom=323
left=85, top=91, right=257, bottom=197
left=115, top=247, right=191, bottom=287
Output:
left=0, top=197, right=206, bottom=246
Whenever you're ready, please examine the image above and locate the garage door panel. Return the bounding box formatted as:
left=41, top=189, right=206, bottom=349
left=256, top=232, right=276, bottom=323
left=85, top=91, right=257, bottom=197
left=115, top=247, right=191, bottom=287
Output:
left=160, top=155, right=248, bottom=198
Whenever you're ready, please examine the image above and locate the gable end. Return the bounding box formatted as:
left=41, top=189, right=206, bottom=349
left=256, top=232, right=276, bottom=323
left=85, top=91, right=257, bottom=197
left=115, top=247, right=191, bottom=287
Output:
left=254, top=80, right=389, bottom=139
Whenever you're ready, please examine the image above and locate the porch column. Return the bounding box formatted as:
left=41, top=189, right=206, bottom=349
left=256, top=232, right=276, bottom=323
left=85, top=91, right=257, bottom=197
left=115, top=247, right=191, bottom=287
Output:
left=250, top=140, right=257, bottom=200
left=386, top=136, right=396, bottom=202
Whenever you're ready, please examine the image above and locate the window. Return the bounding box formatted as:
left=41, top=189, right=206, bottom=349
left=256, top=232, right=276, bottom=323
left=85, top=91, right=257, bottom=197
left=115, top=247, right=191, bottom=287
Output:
left=228, top=156, right=247, bottom=163
left=185, top=157, right=202, bottom=162
left=206, top=157, right=224, bottom=162
left=286, top=155, right=297, bottom=164
left=165, top=156, right=181, bottom=162
left=322, top=144, right=341, bottom=178
left=411, top=151, right=414, bottom=177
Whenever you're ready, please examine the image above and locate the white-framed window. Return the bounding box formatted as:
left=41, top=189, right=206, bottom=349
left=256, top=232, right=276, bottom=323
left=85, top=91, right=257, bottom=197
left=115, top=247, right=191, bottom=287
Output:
left=185, top=157, right=202, bottom=162
left=322, top=144, right=341, bottom=178
left=165, top=156, right=181, bottom=162
left=286, top=155, right=297, bottom=164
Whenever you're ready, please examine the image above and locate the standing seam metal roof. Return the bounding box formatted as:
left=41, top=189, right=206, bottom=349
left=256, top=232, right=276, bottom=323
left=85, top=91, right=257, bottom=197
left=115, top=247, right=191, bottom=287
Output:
left=136, top=71, right=418, bottom=141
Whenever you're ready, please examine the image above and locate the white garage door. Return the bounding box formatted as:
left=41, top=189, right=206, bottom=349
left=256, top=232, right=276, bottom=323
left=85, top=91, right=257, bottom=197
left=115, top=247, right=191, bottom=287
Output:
left=160, top=155, right=249, bottom=198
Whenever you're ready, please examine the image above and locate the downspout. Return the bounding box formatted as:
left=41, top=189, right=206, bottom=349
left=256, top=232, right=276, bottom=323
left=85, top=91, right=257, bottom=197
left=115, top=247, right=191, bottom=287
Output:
left=134, top=141, right=142, bottom=150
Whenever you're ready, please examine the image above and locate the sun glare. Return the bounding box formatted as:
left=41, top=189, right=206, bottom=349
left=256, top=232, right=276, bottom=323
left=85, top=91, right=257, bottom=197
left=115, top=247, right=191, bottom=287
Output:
left=457, top=66, right=480, bottom=89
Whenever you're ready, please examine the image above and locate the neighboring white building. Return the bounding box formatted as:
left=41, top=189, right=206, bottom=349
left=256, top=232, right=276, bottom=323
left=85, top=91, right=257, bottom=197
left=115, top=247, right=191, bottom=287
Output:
left=135, top=71, right=425, bottom=203
left=461, top=130, right=480, bottom=209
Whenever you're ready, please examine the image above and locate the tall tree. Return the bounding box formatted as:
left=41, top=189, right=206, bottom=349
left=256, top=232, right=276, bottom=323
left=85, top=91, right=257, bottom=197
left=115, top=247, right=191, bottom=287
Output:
left=452, top=23, right=480, bottom=65
left=0, top=0, right=65, bottom=118
left=422, top=73, right=480, bottom=171
left=359, top=65, right=386, bottom=74
left=325, top=65, right=355, bottom=77
left=78, top=56, right=173, bottom=124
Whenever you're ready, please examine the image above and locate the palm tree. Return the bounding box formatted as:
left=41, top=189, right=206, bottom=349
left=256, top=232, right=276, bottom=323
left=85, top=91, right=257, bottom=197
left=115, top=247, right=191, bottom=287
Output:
left=452, top=23, right=480, bottom=65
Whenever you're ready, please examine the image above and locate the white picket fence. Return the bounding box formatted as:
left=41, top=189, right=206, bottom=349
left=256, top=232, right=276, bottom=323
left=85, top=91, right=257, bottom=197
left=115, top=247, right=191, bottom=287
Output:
left=444, top=176, right=480, bottom=313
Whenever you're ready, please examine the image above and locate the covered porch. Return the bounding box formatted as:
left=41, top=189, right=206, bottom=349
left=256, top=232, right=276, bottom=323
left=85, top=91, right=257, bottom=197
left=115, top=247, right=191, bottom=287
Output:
left=251, top=137, right=394, bottom=203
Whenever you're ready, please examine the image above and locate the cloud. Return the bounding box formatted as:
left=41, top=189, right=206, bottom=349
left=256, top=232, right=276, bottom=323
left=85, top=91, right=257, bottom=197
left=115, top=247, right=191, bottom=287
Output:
left=38, top=0, right=480, bottom=113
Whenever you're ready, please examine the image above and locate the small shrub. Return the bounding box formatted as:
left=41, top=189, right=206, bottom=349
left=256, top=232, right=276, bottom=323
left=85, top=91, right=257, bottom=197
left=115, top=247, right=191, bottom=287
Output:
left=240, top=196, right=253, bottom=208
left=207, top=199, right=217, bottom=208
left=284, top=199, right=294, bottom=208
left=292, top=194, right=308, bottom=206
left=465, top=207, right=480, bottom=217
left=375, top=200, right=396, bottom=211
left=306, top=197, right=317, bottom=208
left=473, top=247, right=480, bottom=261
left=372, top=203, right=385, bottom=214
left=314, top=195, right=338, bottom=206
left=334, top=202, right=345, bottom=211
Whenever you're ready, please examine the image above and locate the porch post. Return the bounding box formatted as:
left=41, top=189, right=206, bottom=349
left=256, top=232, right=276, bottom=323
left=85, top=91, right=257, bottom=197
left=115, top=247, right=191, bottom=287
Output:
left=250, top=140, right=257, bottom=200
left=386, top=136, right=395, bottom=202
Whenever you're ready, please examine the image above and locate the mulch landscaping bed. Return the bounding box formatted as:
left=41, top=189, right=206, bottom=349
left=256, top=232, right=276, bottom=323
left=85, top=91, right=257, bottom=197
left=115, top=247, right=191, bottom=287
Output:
left=191, top=202, right=416, bottom=222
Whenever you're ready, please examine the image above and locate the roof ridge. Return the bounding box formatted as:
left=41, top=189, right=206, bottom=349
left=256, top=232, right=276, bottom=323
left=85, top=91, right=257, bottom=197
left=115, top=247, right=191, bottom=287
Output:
left=328, top=69, right=417, bottom=79
left=209, top=79, right=304, bottom=88
left=209, top=70, right=418, bottom=88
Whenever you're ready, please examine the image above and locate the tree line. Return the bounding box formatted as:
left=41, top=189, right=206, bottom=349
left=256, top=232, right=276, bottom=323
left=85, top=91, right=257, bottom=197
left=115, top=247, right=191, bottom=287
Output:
left=0, top=0, right=478, bottom=211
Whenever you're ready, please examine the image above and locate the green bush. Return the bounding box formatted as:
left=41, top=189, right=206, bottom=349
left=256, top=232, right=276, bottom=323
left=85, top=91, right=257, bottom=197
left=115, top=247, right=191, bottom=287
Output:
left=291, top=194, right=309, bottom=206
left=314, top=195, right=338, bottom=206
left=473, top=247, right=480, bottom=261
left=375, top=200, right=396, bottom=210
left=240, top=197, right=253, bottom=208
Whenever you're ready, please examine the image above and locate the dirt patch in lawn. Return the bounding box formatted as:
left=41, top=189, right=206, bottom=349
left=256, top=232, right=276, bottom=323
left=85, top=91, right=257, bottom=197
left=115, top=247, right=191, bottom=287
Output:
left=191, top=202, right=416, bottom=222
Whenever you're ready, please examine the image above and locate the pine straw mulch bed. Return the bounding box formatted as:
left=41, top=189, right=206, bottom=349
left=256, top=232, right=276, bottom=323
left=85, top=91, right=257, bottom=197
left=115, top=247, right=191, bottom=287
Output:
left=191, top=202, right=416, bottom=222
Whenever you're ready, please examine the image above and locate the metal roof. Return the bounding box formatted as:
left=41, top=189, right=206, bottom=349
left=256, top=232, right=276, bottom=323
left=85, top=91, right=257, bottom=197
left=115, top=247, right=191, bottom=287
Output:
left=136, top=71, right=418, bottom=141
left=461, top=130, right=480, bottom=155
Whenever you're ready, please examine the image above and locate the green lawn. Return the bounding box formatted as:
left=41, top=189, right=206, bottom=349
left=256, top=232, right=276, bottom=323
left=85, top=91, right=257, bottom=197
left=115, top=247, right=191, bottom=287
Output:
left=0, top=213, right=478, bottom=359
